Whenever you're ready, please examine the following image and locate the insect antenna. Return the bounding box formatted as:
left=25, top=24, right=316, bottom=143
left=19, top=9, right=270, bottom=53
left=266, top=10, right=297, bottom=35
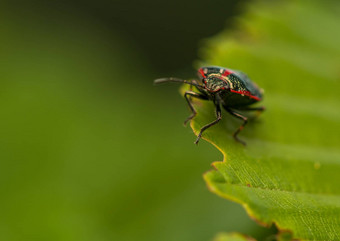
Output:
left=154, top=78, right=203, bottom=88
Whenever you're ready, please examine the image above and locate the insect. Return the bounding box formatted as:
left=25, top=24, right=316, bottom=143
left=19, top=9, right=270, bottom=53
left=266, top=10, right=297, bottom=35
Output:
left=154, top=66, right=265, bottom=145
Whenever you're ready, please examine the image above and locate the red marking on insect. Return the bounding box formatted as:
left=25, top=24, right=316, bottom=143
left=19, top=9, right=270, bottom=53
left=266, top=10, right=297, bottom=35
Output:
left=222, top=69, right=234, bottom=76
left=198, top=68, right=206, bottom=78
left=230, top=90, right=261, bottom=101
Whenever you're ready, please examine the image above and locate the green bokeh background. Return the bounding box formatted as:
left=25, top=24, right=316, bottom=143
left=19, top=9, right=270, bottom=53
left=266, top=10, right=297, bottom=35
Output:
left=0, top=1, right=272, bottom=241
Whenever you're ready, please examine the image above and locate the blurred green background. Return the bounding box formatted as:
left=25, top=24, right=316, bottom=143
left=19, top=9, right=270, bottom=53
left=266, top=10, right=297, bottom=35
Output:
left=0, top=0, right=307, bottom=240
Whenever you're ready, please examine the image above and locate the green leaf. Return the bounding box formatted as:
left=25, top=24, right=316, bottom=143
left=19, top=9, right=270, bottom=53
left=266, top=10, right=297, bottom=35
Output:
left=212, top=232, right=255, bottom=241
left=190, top=1, right=340, bottom=240
left=211, top=231, right=293, bottom=241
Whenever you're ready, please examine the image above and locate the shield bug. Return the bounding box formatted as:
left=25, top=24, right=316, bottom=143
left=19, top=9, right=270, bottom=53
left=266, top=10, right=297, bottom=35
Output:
left=154, top=66, right=264, bottom=145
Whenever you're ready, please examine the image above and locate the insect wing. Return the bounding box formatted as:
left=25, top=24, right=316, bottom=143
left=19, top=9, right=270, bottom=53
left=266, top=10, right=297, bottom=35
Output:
left=231, top=70, right=263, bottom=100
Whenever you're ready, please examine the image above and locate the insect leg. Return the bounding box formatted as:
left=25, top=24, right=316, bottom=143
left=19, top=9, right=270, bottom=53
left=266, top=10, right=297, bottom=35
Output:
left=183, top=91, right=208, bottom=126
left=189, top=79, right=199, bottom=91
left=236, top=106, right=265, bottom=120
left=194, top=104, right=222, bottom=145
left=237, top=106, right=265, bottom=116
left=225, top=108, right=248, bottom=146
left=237, top=106, right=265, bottom=111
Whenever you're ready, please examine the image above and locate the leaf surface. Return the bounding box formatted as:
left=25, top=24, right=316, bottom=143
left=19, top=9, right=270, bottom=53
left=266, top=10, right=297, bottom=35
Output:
left=212, top=232, right=255, bottom=241
left=190, top=1, right=340, bottom=240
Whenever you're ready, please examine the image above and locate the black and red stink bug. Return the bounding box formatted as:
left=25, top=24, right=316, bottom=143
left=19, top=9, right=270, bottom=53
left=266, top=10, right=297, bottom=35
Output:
left=154, top=66, right=265, bottom=145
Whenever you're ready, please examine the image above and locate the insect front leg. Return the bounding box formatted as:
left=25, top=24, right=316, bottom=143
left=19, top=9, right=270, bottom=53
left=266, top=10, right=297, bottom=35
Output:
left=183, top=91, right=208, bottom=126
left=189, top=79, right=199, bottom=91
left=225, top=108, right=248, bottom=146
left=195, top=104, right=222, bottom=145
